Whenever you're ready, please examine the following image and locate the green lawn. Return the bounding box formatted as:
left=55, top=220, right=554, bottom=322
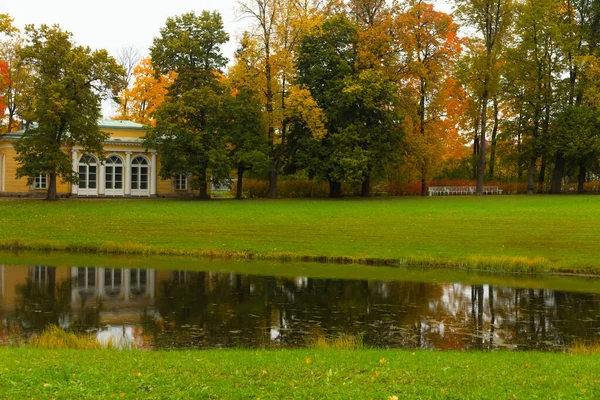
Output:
left=1, top=196, right=600, bottom=273
left=0, top=348, right=598, bottom=399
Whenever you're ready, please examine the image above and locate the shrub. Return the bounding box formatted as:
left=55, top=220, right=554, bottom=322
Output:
left=233, top=179, right=355, bottom=198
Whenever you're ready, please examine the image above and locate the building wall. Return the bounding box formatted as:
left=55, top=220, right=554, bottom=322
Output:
left=0, top=145, right=70, bottom=195
left=0, top=124, right=201, bottom=197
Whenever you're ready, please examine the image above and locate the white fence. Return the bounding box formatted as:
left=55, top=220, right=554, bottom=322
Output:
left=427, top=186, right=503, bottom=196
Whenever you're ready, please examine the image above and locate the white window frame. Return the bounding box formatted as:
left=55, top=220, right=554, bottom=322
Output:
left=78, top=154, right=99, bottom=196
left=105, top=155, right=124, bottom=196
left=33, top=174, right=48, bottom=190
left=175, top=174, right=188, bottom=191
left=31, top=265, right=48, bottom=286
left=130, top=156, right=150, bottom=196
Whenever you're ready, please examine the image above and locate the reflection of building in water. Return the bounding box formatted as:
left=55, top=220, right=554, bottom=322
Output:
left=70, top=267, right=155, bottom=306
left=0, top=265, right=158, bottom=331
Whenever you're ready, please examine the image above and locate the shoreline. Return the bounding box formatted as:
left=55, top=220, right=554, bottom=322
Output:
left=1, top=240, right=599, bottom=277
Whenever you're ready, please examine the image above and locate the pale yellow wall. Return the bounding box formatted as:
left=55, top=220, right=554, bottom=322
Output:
left=0, top=129, right=190, bottom=196
left=0, top=146, right=70, bottom=194
left=102, top=128, right=146, bottom=140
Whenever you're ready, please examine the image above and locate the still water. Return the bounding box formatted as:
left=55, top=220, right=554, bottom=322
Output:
left=0, top=261, right=598, bottom=351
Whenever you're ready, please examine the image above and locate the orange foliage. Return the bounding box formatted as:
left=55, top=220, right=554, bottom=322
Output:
left=394, top=1, right=466, bottom=179
left=114, top=57, right=177, bottom=126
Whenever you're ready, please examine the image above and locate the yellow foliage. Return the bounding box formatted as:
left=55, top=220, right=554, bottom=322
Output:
left=114, top=57, right=177, bottom=126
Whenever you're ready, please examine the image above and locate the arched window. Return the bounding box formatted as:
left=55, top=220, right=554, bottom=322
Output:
left=130, top=269, right=148, bottom=298
left=77, top=267, right=97, bottom=297
left=105, top=155, right=124, bottom=196
left=131, top=156, right=149, bottom=196
left=104, top=268, right=122, bottom=298
left=78, top=155, right=98, bottom=195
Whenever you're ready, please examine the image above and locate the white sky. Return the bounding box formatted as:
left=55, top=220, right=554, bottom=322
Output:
left=1, top=0, right=453, bottom=117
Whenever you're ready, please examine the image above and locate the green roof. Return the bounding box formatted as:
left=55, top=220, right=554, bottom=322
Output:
left=1, top=119, right=146, bottom=139
left=97, top=120, right=146, bottom=130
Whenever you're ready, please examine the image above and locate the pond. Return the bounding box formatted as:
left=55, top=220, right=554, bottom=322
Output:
left=0, top=253, right=598, bottom=351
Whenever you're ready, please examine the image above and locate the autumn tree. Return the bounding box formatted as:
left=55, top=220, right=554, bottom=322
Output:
left=114, top=57, right=176, bottom=125
left=394, top=0, right=462, bottom=196
left=147, top=11, right=230, bottom=199
left=297, top=15, right=402, bottom=197
left=14, top=24, right=125, bottom=200
left=455, top=0, right=514, bottom=195
left=237, top=0, right=325, bottom=198
left=0, top=14, right=30, bottom=133
left=113, top=45, right=142, bottom=117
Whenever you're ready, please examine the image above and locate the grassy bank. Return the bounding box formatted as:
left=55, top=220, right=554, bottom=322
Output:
left=1, top=196, right=600, bottom=274
left=0, top=348, right=598, bottom=399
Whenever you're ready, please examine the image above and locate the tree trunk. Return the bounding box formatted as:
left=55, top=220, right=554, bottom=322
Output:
left=46, top=173, right=58, bottom=201
left=550, top=151, right=565, bottom=193
left=419, top=77, right=427, bottom=197
left=198, top=171, right=209, bottom=200
left=538, top=154, right=546, bottom=192
left=236, top=166, right=244, bottom=200
left=268, top=170, right=277, bottom=199
left=578, top=162, right=586, bottom=194
left=329, top=181, right=342, bottom=198
left=526, top=157, right=536, bottom=195
left=361, top=173, right=371, bottom=197
left=477, top=89, right=489, bottom=196
left=488, top=98, right=499, bottom=180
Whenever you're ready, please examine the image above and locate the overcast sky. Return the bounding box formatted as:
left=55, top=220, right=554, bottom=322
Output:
left=1, top=0, right=453, bottom=117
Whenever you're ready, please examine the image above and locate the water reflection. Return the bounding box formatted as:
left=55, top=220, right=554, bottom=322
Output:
left=0, top=264, right=598, bottom=350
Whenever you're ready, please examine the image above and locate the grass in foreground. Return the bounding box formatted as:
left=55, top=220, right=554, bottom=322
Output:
left=0, top=348, right=598, bottom=399
left=1, top=196, right=600, bottom=274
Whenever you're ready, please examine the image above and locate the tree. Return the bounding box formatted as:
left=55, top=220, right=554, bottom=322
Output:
left=297, top=15, right=402, bottom=197
left=113, top=45, right=142, bottom=116
left=394, top=0, right=462, bottom=196
left=552, top=105, right=600, bottom=193
left=114, top=57, right=176, bottom=125
left=455, top=0, right=514, bottom=195
left=223, top=86, right=268, bottom=199
left=14, top=24, right=125, bottom=200
left=237, top=0, right=324, bottom=198
left=0, top=14, right=30, bottom=133
left=147, top=11, right=230, bottom=199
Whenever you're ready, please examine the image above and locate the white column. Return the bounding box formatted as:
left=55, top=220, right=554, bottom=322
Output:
left=150, top=152, right=157, bottom=197
left=125, top=152, right=132, bottom=196
left=124, top=268, right=130, bottom=303
left=149, top=270, right=155, bottom=300
left=71, top=150, right=78, bottom=195
left=99, top=162, right=106, bottom=195
left=71, top=267, right=78, bottom=306
left=98, top=268, right=105, bottom=298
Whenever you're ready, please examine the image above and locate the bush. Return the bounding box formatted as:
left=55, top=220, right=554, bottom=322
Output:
left=234, top=179, right=355, bottom=198
left=235, top=178, right=540, bottom=198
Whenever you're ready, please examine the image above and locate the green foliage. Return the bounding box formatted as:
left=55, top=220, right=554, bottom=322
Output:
left=147, top=11, right=231, bottom=198
left=223, top=86, right=269, bottom=178
left=13, top=24, right=125, bottom=200
left=150, top=11, right=228, bottom=93
left=296, top=16, right=402, bottom=194
left=552, top=105, right=600, bottom=167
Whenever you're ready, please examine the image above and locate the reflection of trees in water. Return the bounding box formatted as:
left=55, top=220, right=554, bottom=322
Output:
left=13, top=268, right=100, bottom=334
left=4, top=266, right=600, bottom=350
left=14, top=267, right=70, bottom=331
left=148, top=272, right=600, bottom=350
